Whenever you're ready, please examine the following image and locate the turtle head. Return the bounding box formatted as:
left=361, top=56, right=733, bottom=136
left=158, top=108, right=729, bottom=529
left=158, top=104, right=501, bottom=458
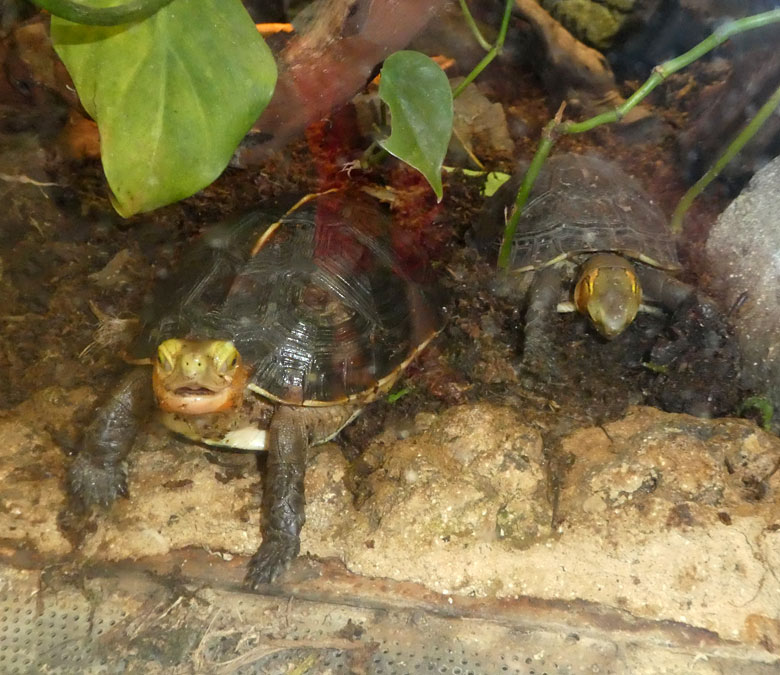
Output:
left=153, top=339, right=248, bottom=414
left=574, top=253, right=641, bottom=339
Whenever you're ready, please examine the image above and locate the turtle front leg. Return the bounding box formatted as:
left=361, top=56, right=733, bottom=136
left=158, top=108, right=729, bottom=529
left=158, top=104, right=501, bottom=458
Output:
left=636, top=265, right=697, bottom=313
left=640, top=264, right=729, bottom=349
left=636, top=265, right=726, bottom=317
left=639, top=266, right=738, bottom=416
left=522, top=265, right=565, bottom=377
left=246, top=405, right=307, bottom=588
left=68, top=368, right=152, bottom=508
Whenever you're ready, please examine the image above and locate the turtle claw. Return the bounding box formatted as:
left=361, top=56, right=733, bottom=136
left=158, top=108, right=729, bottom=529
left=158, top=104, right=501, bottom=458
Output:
left=245, top=534, right=300, bottom=589
left=67, top=455, right=128, bottom=508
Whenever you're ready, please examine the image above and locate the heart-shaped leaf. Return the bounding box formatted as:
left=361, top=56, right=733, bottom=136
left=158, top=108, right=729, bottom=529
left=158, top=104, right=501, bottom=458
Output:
left=51, top=0, right=276, bottom=216
left=378, top=50, right=453, bottom=201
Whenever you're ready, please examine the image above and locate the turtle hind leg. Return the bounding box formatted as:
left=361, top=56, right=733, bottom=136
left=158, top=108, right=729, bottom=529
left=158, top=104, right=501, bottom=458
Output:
left=522, top=265, right=565, bottom=378
left=246, top=405, right=307, bottom=588
left=68, top=368, right=152, bottom=508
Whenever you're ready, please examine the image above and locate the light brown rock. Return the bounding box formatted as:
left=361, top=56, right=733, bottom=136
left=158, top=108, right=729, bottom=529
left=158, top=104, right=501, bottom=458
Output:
left=325, top=405, right=780, bottom=642
left=0, top=387, right=82, bottom=557
left=2, top=393, right=780, bottom=646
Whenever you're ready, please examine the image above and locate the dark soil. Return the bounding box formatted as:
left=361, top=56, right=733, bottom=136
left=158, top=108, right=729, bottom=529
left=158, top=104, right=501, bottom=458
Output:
left=0, top=7, right=753, bottom=468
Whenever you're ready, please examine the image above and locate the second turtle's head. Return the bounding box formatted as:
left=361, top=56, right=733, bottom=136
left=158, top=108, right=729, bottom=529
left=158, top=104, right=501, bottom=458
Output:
left=573, top=253, right=642, bottom=338
left=153, top=339, right=247, bottom=414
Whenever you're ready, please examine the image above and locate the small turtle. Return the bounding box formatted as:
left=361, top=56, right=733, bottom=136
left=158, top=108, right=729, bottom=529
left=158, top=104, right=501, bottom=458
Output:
left=68, top=191, right=440, bottom=587
left=476, top=153, right=713, bottom=369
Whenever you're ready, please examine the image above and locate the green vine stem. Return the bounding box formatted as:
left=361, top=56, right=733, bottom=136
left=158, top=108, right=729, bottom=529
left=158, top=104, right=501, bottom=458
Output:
left=670, top=81, right=780, bottom=233
left=498, top=8, right=780, bottom=268
left=561, top=9, right=780, bottom=134
left=452, top=0, right=513, bottom=99
left=29, top=0, right=174, bottom=25
left=458, top=0, right=493, bottom=52
left=497, top=107, right=561, bottom=269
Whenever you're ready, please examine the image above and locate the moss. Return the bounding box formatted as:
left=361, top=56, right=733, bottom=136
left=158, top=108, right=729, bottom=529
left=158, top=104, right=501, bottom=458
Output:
left=604, top=0, right=635, bottom=12
left=541, top=0, right=627, bottom=49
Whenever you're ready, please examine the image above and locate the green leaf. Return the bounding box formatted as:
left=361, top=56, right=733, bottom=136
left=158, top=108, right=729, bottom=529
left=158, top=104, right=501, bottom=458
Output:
left=51, top=0, right=276, bottom=216
left=386, top=387, right=411, bottom=404
left=483, top=171, right=511, bottom=197
left=378, top=51, right=453, bottom=201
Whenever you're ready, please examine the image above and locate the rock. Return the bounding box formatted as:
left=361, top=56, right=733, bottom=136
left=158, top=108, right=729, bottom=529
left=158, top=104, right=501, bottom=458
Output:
left=541, top=0, right=662, bottom=50
left=704, top=154, right=780, bottom=417
left=542, top=0, right=626, bottom=49
left=330, top=404, right=780, bottom=643
left=4, top=397, right=780, bottom=647
left=0, top=387, right=87, bottom=557
left=450, top=81, right=516, bottom=165
left=338, top=404, right=550, bottom=593
left=79, top=436, right=264, bottom=562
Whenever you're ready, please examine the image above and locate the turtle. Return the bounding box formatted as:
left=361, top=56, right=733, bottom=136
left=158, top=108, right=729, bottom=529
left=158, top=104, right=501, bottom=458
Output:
left=475, top=152, right=716, bottom=370
left=67, top=190, right=441, bottom=588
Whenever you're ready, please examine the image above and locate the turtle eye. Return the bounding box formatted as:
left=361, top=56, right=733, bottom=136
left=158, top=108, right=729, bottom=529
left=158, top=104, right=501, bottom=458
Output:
left=156, top=340, right=180, bottom=373
left=627, top=269, right=641, bottom=297
left=211, top=341, right=240, bottom=374
left=586, top=272, right=596, bottom=296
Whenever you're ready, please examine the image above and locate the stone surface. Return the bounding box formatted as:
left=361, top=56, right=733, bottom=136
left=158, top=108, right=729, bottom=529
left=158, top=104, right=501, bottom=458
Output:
left=704, top=154, right=780, bottom=415
left=2, top=395, right=779, bottom=651
left=542, top=0, right=625, bottom=49
left=0, top=387, right=81, bottom=557
left=327, top=405, right=780, bottom=644
left=450, top=81, right=516, bottom=164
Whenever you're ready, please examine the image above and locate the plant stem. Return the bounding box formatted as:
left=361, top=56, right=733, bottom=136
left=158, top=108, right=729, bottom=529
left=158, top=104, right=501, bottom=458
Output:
left=497, top=110, right=560, bottom=270
left=457, top=0, right=492, bottom=52
left=452, top=0, right=513, bottom=99
left=562, top=9, right=780, bottom=134
left=29, top=0, right=174, bottom=25
left=498, top=8, right=780, bottom=261
left=670, top=80, right=780, bottom=233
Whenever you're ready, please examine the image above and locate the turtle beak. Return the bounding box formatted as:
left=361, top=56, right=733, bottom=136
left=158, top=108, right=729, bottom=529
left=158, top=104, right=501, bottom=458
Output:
left=589, top=285, right=639, bottom=337
left=574, top=258, right=642, bottom=339
left=153, top=339, right=247, bottom=414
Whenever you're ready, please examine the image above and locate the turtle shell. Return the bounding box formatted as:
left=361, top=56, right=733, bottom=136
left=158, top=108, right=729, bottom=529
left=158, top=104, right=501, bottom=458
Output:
left=133, top=191, right=441, bottom=406
left=480, top=153, right=680, bottom=272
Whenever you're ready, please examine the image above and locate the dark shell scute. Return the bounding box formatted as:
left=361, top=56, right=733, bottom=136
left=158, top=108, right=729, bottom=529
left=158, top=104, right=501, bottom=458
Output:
left=478, top=153, right=680, bottom=271
left=134, top=196, right=440, bottom=405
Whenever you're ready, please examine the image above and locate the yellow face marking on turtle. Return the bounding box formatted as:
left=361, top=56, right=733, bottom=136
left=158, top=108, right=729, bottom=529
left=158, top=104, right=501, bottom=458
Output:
left=153, top=339, right=248, bottom=415
left=574, top=253, right=642, bottom=339
left=156, top=338, right=180, bottom=373
left=209, top=340, right=240, bottom=374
